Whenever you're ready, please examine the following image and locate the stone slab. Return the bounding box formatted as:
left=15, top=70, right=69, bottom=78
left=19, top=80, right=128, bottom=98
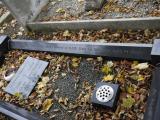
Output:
left=10, top=39, right=152, bottom=61
left=1, top=0, right=49, bottom=26
left=144, top=65, right=160, bottom=120
left=28, top=17, right=160, bottom=32
left=5, top=57, right=48, bottom=98
left=0, top=101, right=46, bottom=120
left=84, top=0, right=107, bottom=11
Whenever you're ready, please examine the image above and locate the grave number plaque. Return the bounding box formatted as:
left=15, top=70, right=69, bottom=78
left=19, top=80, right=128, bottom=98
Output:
left=5, top=57, right=48, bottom=98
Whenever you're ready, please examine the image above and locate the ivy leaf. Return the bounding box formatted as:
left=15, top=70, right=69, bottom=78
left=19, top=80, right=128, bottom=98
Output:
left=122, top=96, right=135, bottom=108
left=42, top=99, right=53, bottom=112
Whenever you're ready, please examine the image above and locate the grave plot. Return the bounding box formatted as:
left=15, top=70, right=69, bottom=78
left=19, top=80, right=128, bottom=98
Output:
left=36, top=0, right=160, bottom=21
left=1, top=0, right=160, bottom=31
left=0, top=36, right=160, bottom=120
left=25, top=0, right=160, bottom=31
left=0, top=50, right=153, bottom=120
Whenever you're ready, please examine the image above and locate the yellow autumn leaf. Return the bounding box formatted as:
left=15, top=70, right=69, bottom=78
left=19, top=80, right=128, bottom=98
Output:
left=37, top=82, right=46, bottom=90
left=131, top=61, right=139, bottom=68
left=56, top=8, right=65, bottom=13
left=72, top=62, right=79, bottom=67
left=115, top=70, right=125, bottom=83
left=42, top=99, right=53, bottom=112
left=127, top=85, right=136, bottom=94
left=14, top=92, right=23, bottom=99
left=103, top=74, right=114, bottom=81
left=130, top=74, right=145, bottom=81
left=137, top=75, right=145, bottom=81
left=101, top=65, right=112, bottom=74
left=71, top=57, right=79, bottom=67
left=72, top=57, right=79, bottom=62
left=133, top=63, right=149, bottom=70
left=63, top=30, right=71, bottom=37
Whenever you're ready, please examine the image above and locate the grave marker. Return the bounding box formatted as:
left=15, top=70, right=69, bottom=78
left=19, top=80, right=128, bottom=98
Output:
left=5, top=57, right=48, bottom=98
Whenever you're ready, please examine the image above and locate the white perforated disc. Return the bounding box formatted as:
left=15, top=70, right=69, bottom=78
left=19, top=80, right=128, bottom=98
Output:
left=96, top=85, right=114, bottom=102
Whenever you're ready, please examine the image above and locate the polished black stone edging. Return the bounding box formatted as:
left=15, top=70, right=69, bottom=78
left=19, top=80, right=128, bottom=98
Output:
left=144, top=65, right=160, bottom=120
left=0, top=35, right=160, bottom=120
left=10, top=39, right=152, bottom=61
left=0, top=101, right=46, bottom=120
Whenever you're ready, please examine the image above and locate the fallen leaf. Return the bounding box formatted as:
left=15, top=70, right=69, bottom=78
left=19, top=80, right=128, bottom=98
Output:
left=137, top=75, right=145, bottom=81
left=107, top=61, right=114, bottom=67
left=71, top=57, right=80, bottom=67
left=37, top=81, right=46, bottom=90
left=78, top=0, right=84, bottom=3
left=133, top=63, right=149, bottom=70
left=87, top=11, right=94, bottom=15
left=122, top=96, right=135, bottom=108
left=42, top=99, right=53, bottom=112
left=63, top=30, right=71, bottom=37
left=14, top=92, right=23, bottom=99
left=101, top=65, right=112, bottom=74
left=56, top=8, right=65, bottom=13
left=130, top=74, right=145, bottom=81
left=42, top=76, right=50, bottom=84
left=97, top=57, right=103, bottom=62
left=127, top=85, right=136, bottom=94
left=103, top=74, right=114, bottom=81
left=0, top=81, right=4, bottom=88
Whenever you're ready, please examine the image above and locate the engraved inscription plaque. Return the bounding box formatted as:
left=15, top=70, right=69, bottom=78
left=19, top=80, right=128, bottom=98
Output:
left=5, top=57, right=48, bottom=98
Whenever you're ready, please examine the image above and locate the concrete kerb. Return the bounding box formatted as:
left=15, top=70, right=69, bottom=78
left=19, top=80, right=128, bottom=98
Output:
left=0, top=11, right=13, bottom=25
left=27, top=17, right=160, bottom=32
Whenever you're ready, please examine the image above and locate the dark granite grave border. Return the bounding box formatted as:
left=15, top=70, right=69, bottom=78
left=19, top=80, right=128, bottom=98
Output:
left=10, top=39, right=152, bottom=61
left=0, top=36, right=160, bottom=120
left=0, top=101, right=46, bottom=120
